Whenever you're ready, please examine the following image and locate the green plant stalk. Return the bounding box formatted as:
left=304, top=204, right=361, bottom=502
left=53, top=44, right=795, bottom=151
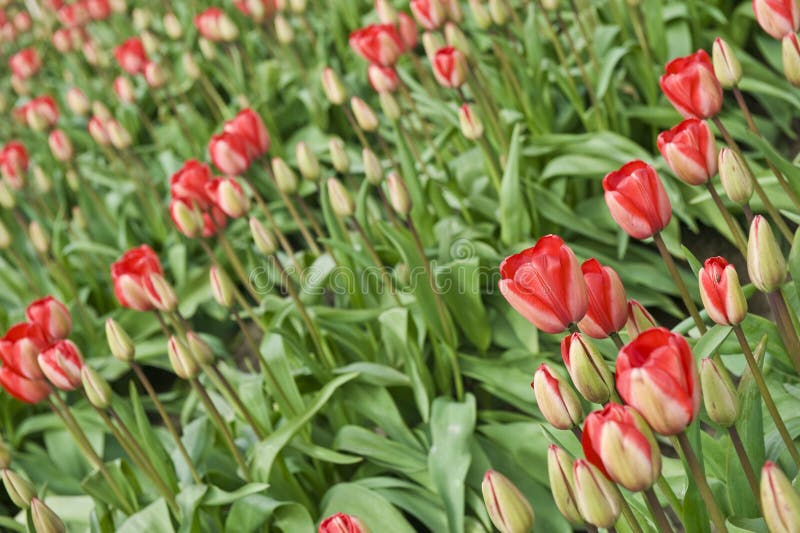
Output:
left=652, top=233, right=707, bottom=335
left=476, top=135, right=503, bottom=193
left=618, top=496, right=645, bottom=533
left=610, top=332, right=625, bottom=349
left=766, top=291, right=800, bottom=376
left=569, top=0, right=601, bottom=72
left=656, top=477, right=683, bottom=517
left=704, top=182, right=748, bottom=256
left=264, top=165, right=321, bottom=255
left=674, top=431, right=728, bottom=531
left=466, top=73, right=508, bottom=154
left=625, top=1, right=657, bottom=104
left=643, top=487, right=674, bottom=533
left=294, top=193, right=328, bottom=243
left=349, top=217, right=402, bottom=306
left=216, top=232, right=261, bottom=301
left=489, top=39, right=540, bottom=135
left=5, top=247, right=37, bottom=291
left=727, top=426, right=760, bottom=500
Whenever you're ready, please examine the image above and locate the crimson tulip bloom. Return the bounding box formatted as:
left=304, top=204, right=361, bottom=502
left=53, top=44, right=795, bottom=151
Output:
left=699, top=257, right=747, bottom=326
left=0, top=366, right=50, bottom=404
left=170, top=160, right=215, bottom=209
left=208, top=132, right=251, bottom=176
left=0, top=323, right=49, bottom=379
left=659, top=50, right=723, bottom=119
left=602, top=160, right=672, bottom=240
left=0, top=141, right=29, bottom=189
left=110, top=245, right=165, bottom=311
left=222, top=109, right=271, bottom=160
left=499, top=235, right=588, bottom=333
left=616, top=328, right=701, bottom=435
left=38, top=340, right=84, bottom=391
left=578, top=259, right=627, bottom=339
left=194, top=8, right=238, bottom=42
left=398, top=13, right=419, bottom=50
left=86, top=0, right=111, bottom=20
left=24, top=96, right=60, bottom=131
left=26, top=296, right=72, bottom=342
left=8, top=48, right=40, bottom=79
left=114, top=38, right=148, bottom=75
left=410, top=0, right=447, bottom=30
left=657, top=118, right=718, bottom=186
left=349, top=24, right=404, bottom=67
left=582, top=403, right=662, bottom=492
left=753, top=0, right=800, bottom=39
left=367, top=64, right=399, bottom=93
left=48, top=130, right=73, bottom=162
left=318, top=512, right=369, bottom=533
left=432, top=46, right=467, bottom=88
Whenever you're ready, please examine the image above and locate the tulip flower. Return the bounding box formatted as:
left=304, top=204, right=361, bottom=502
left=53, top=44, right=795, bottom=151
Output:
left=657, top=118, right=718, bottom=186
left=167, top=337, right=198, bottom=380
left=459, top=104, right=484, bottom=140
left=205, top=178, right=250, bottom=218
left=2, top=469, right=35, bottom=509
left=105, top=319, right=134, bottom=363
left=398, top=13, right=419, bottom=50
left=194, top=7, right=238, bottom=42
left=321, top=68, right=347, bottom=105
left=24, top=96, right=60, bottom=131
left=602, top=160, right=672, bottom=240
left=87, top=117, right=110, bottom=146
left=8, top=48, right=40, bottom=79
left=375, top=0, right=398, bottom=24
left=561, top=333, right=614, bottom=404
left=582, top=403, right=662, bottom=492
left=0, top=141, right=29, bottom=190
left=82, top=366, right=112, bottom=409
left=432, top=46, right=467, bottom=88
left=110, top=245, right=165, bottom=311
left=577, top=259, right=627, bottom=339
left=350, top=97, right=379, bottom=131
left=700, top=358, right=739, bottom=427
left=783, top=32, right=800, bottom=86
left=712, top=37, right=742, bottom=88
left=0, top=366, right=50, bottom=404
left=65, top=88, right=89, bottom=116
left=698, top=257, right=747, bottom=326
left=209, top=132, right=251, bottom=176
left=0, top=323, right=49, bottom=379
left=761, top=461, right=800, bottom=532
left=367, top=64, right=399, bottom=93
left=747, top=215, right=787, bottom=293
left=349, top=24, right=404, bottom=66
left=718, top=147, right=754, bottom=205
left=210, top=266, right=236, bottom=308
left=114, top=37, right=148, bottom=75
left=170, top=199, right=204, bottom=238
left=753, top=0, right=800, bottom=39
left=410, top=0, right=447, bottom=30
left=38, top=340, right=84, bottom=391
left=659, top=50, right=723, bottom=119
left=26, top=296, right=72, bottom=342
left=318, top=512, right=370, bottom=533
left=573, top=459, right=622, bottom=529
left=297, top=142, right=320, bottom=181
left=31, top=498, right=65, bottom=533
left=531, top=364, right=584, bottom=430
left=481, top=470, right=535, bottom=533
left=499, top=235, right=588, bottom=333
left=223, top=109, right=271, bottom=160
left=146, top=273, right=178, bottom=312
left=328, top=178, right=355, bottom=217
left=387, top=172, right=411, bottom=216
left=48, top=130, right=73, bottom=162
left=250, top=217, right=277, bottom=255
left=616, top=327, right=700, bottom=435
left=547, top=446, right=583, bottom=524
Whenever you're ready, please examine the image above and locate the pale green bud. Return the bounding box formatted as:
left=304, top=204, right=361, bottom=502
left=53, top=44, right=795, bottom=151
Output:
left=296, top=142, right=320, bottom=181
left=573, top=460, right=622, bottom=529
left=2, top=469, right=35, bottom=509
left=209, top=266, right=235, bottom=308
left=700, top=358, right=739, bottom=427
left=271, top=157, right=298, bottom=194
left=547, top=446, right=583, bottom=524
left=105, top=318, right=135, bottom=362
left=327, top=178, right=354, bottom=217
left=31, top=498, right=65, bottom=533
left=363, top=148, right=384, bottom=185
left=481, top=470, right=535, bottom=533
left=167, top=336, right=198, bottom=380
left=249, top=217, right=277, bottom=255
left=712, top=37, right=742, bottom=88
left=747, top=215, right=786, bottom=293
left=81, top=366, right=112, bottom=409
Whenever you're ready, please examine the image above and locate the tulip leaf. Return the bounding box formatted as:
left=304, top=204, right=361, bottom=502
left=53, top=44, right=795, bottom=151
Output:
left=500, top=125, right=531, bottom=245
left=319, top=482, right=417, bottom=533
left=692, top=325, right=733, bottom=361
left=116, top=499, right=175, bottom=533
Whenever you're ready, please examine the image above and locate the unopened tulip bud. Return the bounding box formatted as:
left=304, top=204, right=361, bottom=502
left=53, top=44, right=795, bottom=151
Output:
left=48, top=130, right=74, bottom=162
left=712, top=38, right=742, bottom=88
left=328, top=178, right=355, bottom=217
left=182, top=52, right=201, bottom=80
left=0, top=221, right=10, bottom=249
left=387, top=172, right=411, bottom=216
left=66, top=169, right=80, bottom=191
left=66, top=87, right=89, bottom=115
left=186, top=332, right=215, bottom=365
left=718, top=147, right=754, bottom=205
left=141, top=31, right=159, bottom=56
left=110, top=0, right=127, bottom=12
left=105, top=318, right=135, bottom=362
left=212, top=178, right=250, bottom=217
left=351, top=97, right=379, bottom=132
left=272, top=157, right=298, bottom=194
left=445, top=0, right=463, bottom=21
left=72, top=207, right=86, bottom=230
left=422, top=31, right=445, bottom=60
left=144, top=62, right=168, bottom=88
left=274, top=14, right=294, bottom=44
left=375, top=0, right=398, bottom=23
left=329, top=137, right=350, bottom=173
left=163, top=12, right=182, bottom=39
left=29, top=221, right=48, bottom=253
left=444, top=22, right=470, bottom=54
left=107, top=120, right=132, bottom=149
left=699, top=256, right=747, bottom=326
left=11, top=75, right=29, bottom=96
left=747, top=215, right=786, bottom=293
left=624, top=299, right=657, bottom=339
left=132, top=8, right=152, bottom=30
left=170, top=199, right=203, bottom=238
left=32, top=166, right=51, bottom=194
left=489, top=0, right=509, bottom=25
left=210, top=266, right=235, bottom=308
left=783, top=33, right=800, bottom=87
left=547, top=446, right=583, bottom=524
left=363, top=148, right=383, bottom=185
left=541, top=0, right=560, bottom=10
left=468, top=0, right=492, bottom=29
left=81, top=366, right=112, bottom=409
left=321, top=68, right=347, bottom=106
left=288, top=0, right=307, bottom=13
left=561, top=333, right=613, bottom=404
left=319, top=513, right=371, bottom=533
left=250, top=217, right=277, bottom=255
left=761, top=461, right=800, bottom=533
left=432, top=46, right=468, bottom=88
left=2, top=469, right=35, bottom=509
left=199, top=37, right=217, bottom=60
left=700, top=358, right=738, bottom=427
left=0, top=441, right=10, bottom=468
left=532, top=364, right=583, bottom=430
left=147, top=273, right=177, bottom=312
left=168, top=336, right=198, bottom=379
left=0, top=183, right=14, bottom=209
left=573, top=460, right=622, bottom=529
left=218, top=13, right=239, bottom=41
left=379, top=92, right=401, bottom=120
left=459, top=104, right=484, bottom=140
left=481, top=470, right=535, bottom=533
left=31, top=498, right=65, bottom=533
left=296, top=142, right=320, bottom=181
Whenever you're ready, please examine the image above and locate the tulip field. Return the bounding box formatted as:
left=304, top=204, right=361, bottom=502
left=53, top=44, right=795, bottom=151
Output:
left=4, top=0, right=800, bottom=531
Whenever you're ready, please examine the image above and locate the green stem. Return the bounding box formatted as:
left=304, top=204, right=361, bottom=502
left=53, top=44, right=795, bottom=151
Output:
left=674, top=431, right=728, bottom=532
left=350, top=217, right=402, bottom=305
left=619, top=496, right=645, bottom=533
left=610, top=332, right=625, bottom=349
left=643, top=487, right=674, bottom=533
left=216, top=232, right=261, bottom=301
left=766, top=291, right=800, bottom=376
left=652, top=233, right=707, bottom=335
left=727, top=426, right=760, bottom=499
left=705, top=182, right=748, bottom=256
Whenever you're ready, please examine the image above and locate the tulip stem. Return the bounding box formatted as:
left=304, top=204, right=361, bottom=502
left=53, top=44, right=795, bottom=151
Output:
left=216, top=232, right=261, bottom=301
left=643, top=487, right=675, bottom=533
left=766, top=291, right=800, bottom=376
left=619, top=497, right=644, bottom=533
left=263, top=165, right=321, bottom=255
left=205, top=363, right=266, bottom=439
left=130, top=362, right=203, bottom=484
left=610, top=332, right=625, bottom=349
left=733, top=324, right=800, bottom=466
left=657, top=476, right=683, bottom=516
left=710, top=116, right=794, bottom=242
left=652, top=233, right=707, bottom=335
left=674, top=431, right=728, bottom=532
left=244, top=178, right=304, bottom=276
left=704, top=182, right=748, bottom=256
left=727, top=426, right=760, bottom=499
left=349, top=217, right=402, bottom=306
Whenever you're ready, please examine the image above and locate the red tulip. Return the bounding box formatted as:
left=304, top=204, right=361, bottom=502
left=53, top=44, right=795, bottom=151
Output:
left=582, top=403, right=662, bottom=492
left=1, top=141, right=29, bottom=189
left=698, top=257, right=747, bottom=326
left=0, top=366, right=50, bottom=404
left=110, top=245, right=165, bottom=311
left=13, top=11, right=32, bottom=32
left=432, top=46, right=467, bottom=88
left=367, top=64, right=399, bottom=93
left=194, top=7, right=238, bottom=42
left=349, top=24, right=404, bottom=67
left=223, top=109, right=271, bottom=160
left=532, top=363, right=584, bottom=429
left=113, top=76, right=136, bottom=104
left=602, top=160, right=672, bottom=240
left=24, top=96, right=60, bottom=131
left=86, top=0, right=111, bottom=20
left=753, top=0, right=800, bottom=39
left=170, top=160, right=215, bottom=209
left=0, top=323, right=49, bottom=379
left=52, top=28, right=73, bottom=53
left=26, top=296, right=72, bottom=342
left=114, top=37, right=148, bottom=75
left=616, top=327, right=700, bottom=435
left=38, top=340, right=84, bottom=391
left=87, top=116, right=110, bottom=146
left=318, top=512, right=369, bottom=533
left=657, top=119, right=718, bottom=186
left=48, top=130, right=73, bottom=162
left=578, top=259, right=627, bottom=339
left=398, top=13, right=419, bottom=50
left=410, top=0, right=447, bottom=30
left=499, top=235, right=588, bottom=333
left=58, top=3, right=90, bottom=27
left=209, top=132, right=251, bottom=176
left=9, top=48, right=40, bottom=79
left=659, top=50, right=723, bottom=119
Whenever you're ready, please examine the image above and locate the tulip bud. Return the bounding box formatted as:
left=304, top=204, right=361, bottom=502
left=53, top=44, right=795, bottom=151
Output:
left=72, top=207, right=86, bottom=231
left=561, top=333, right=613, bottom=404
left=0, top=441, right=10, bottom=468
left=32, top=166, right=51, bottom=195
left=488, top=0, right=509, bottom=26
left=422, top=31, right=445, bottom=60
left=699, top=357, right=739, bottom=427
left=106, top=120, right=132, bottom=149
left=718, top=147, right=754, bottom=205
left=186, top=331, right=215, bottom=365
left=783, top=33, right=800, bottom=86
left=48, top=130, right=74, bottom=162
left=0, top=221, right=10, bottom=249
left=319, top=513, right=371, bottom=533
left=481, top=470, right=535, bottom=533
left=459, top=104, right=484, bottom=140
left=211, top=178, right=250, bottom=217
left=272, top=157, right=298, bottom=194
left=573, top=460, right=622, bottom=529
left=170, top=199, right=203, bottom=238
left=218, top=14, right=239, bottom=41
left=444, top=22, right=470, bottom=55
left=210, top=266, right=235, bottom=308
left=0, top=183, right=14, bottom=209
left=363, top=148, right=384, bottom=185
left=747, top=215, right=787, bottom=293
left=698, top=256, right=747, bottom=326
left=547, top=446, right=583, bottom=524
left=31, top=497, right=65, bottom=533
left=387, top=172, right=411, bottom=216
left=147, top=273, right=178, bottom=312
left=379, top=92, right=401, bottom=120
left=351, top=97, right=379, bottom=132
left=327, top=178, right=355, bottom=217
left=182, top=52, right=201, bottom=80
left=29, top=221, right=49, bottom=253
left=141, top=31, right=160, bottom=56
left=321, top=68, right=346, bottom=106
left=39, top=340, right=84, bottom=391
left=761, top=461, right=800, bottom=533
left=81, top=366, right=112, bottom=409
left=329, top=137, right=350, bottom=173
left=274, top=14, right=295, bottom=44
left=296, top=142, right=320, bottom=181
left=105, top=318, right=134, bottom=362
left=531, top=364, right=584, bottom=430
left=11, top=75, right=29, bottom=96
left=624, top=299, right=657, bottom=339
left=163, top=12, right=182, bottom=39
left=432, top=46, right=468, bottom=88
left=167, top=336, right=198, bottom=379
left=712, top=38, right=742, bottom=88
left=541, top=0, right=560, bottom=10
left=66, top=169, right=80, bottom=191
left=132, top=7, right=152, bottom=30
left=66, top=87, right=89, bottom=116
left=375, top=0, right=398, bottom=23
left=199, top=37, right=217, bottom=60
left=144, top=61, right=168, bottom=88
left=2, top=469, right=35, bottom=509
left=250, top=217, right=277, bottom=255
left=468, top=0, right=492, bottom=29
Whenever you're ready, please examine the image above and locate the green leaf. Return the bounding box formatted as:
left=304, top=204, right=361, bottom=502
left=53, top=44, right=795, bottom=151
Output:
left=692, top=325, right=733, bottom=360
left=500, top=125, right=531, bottom=245
left=319, top=482, right=417, bottom=533
left=117, top=499, right=175, bottom=533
